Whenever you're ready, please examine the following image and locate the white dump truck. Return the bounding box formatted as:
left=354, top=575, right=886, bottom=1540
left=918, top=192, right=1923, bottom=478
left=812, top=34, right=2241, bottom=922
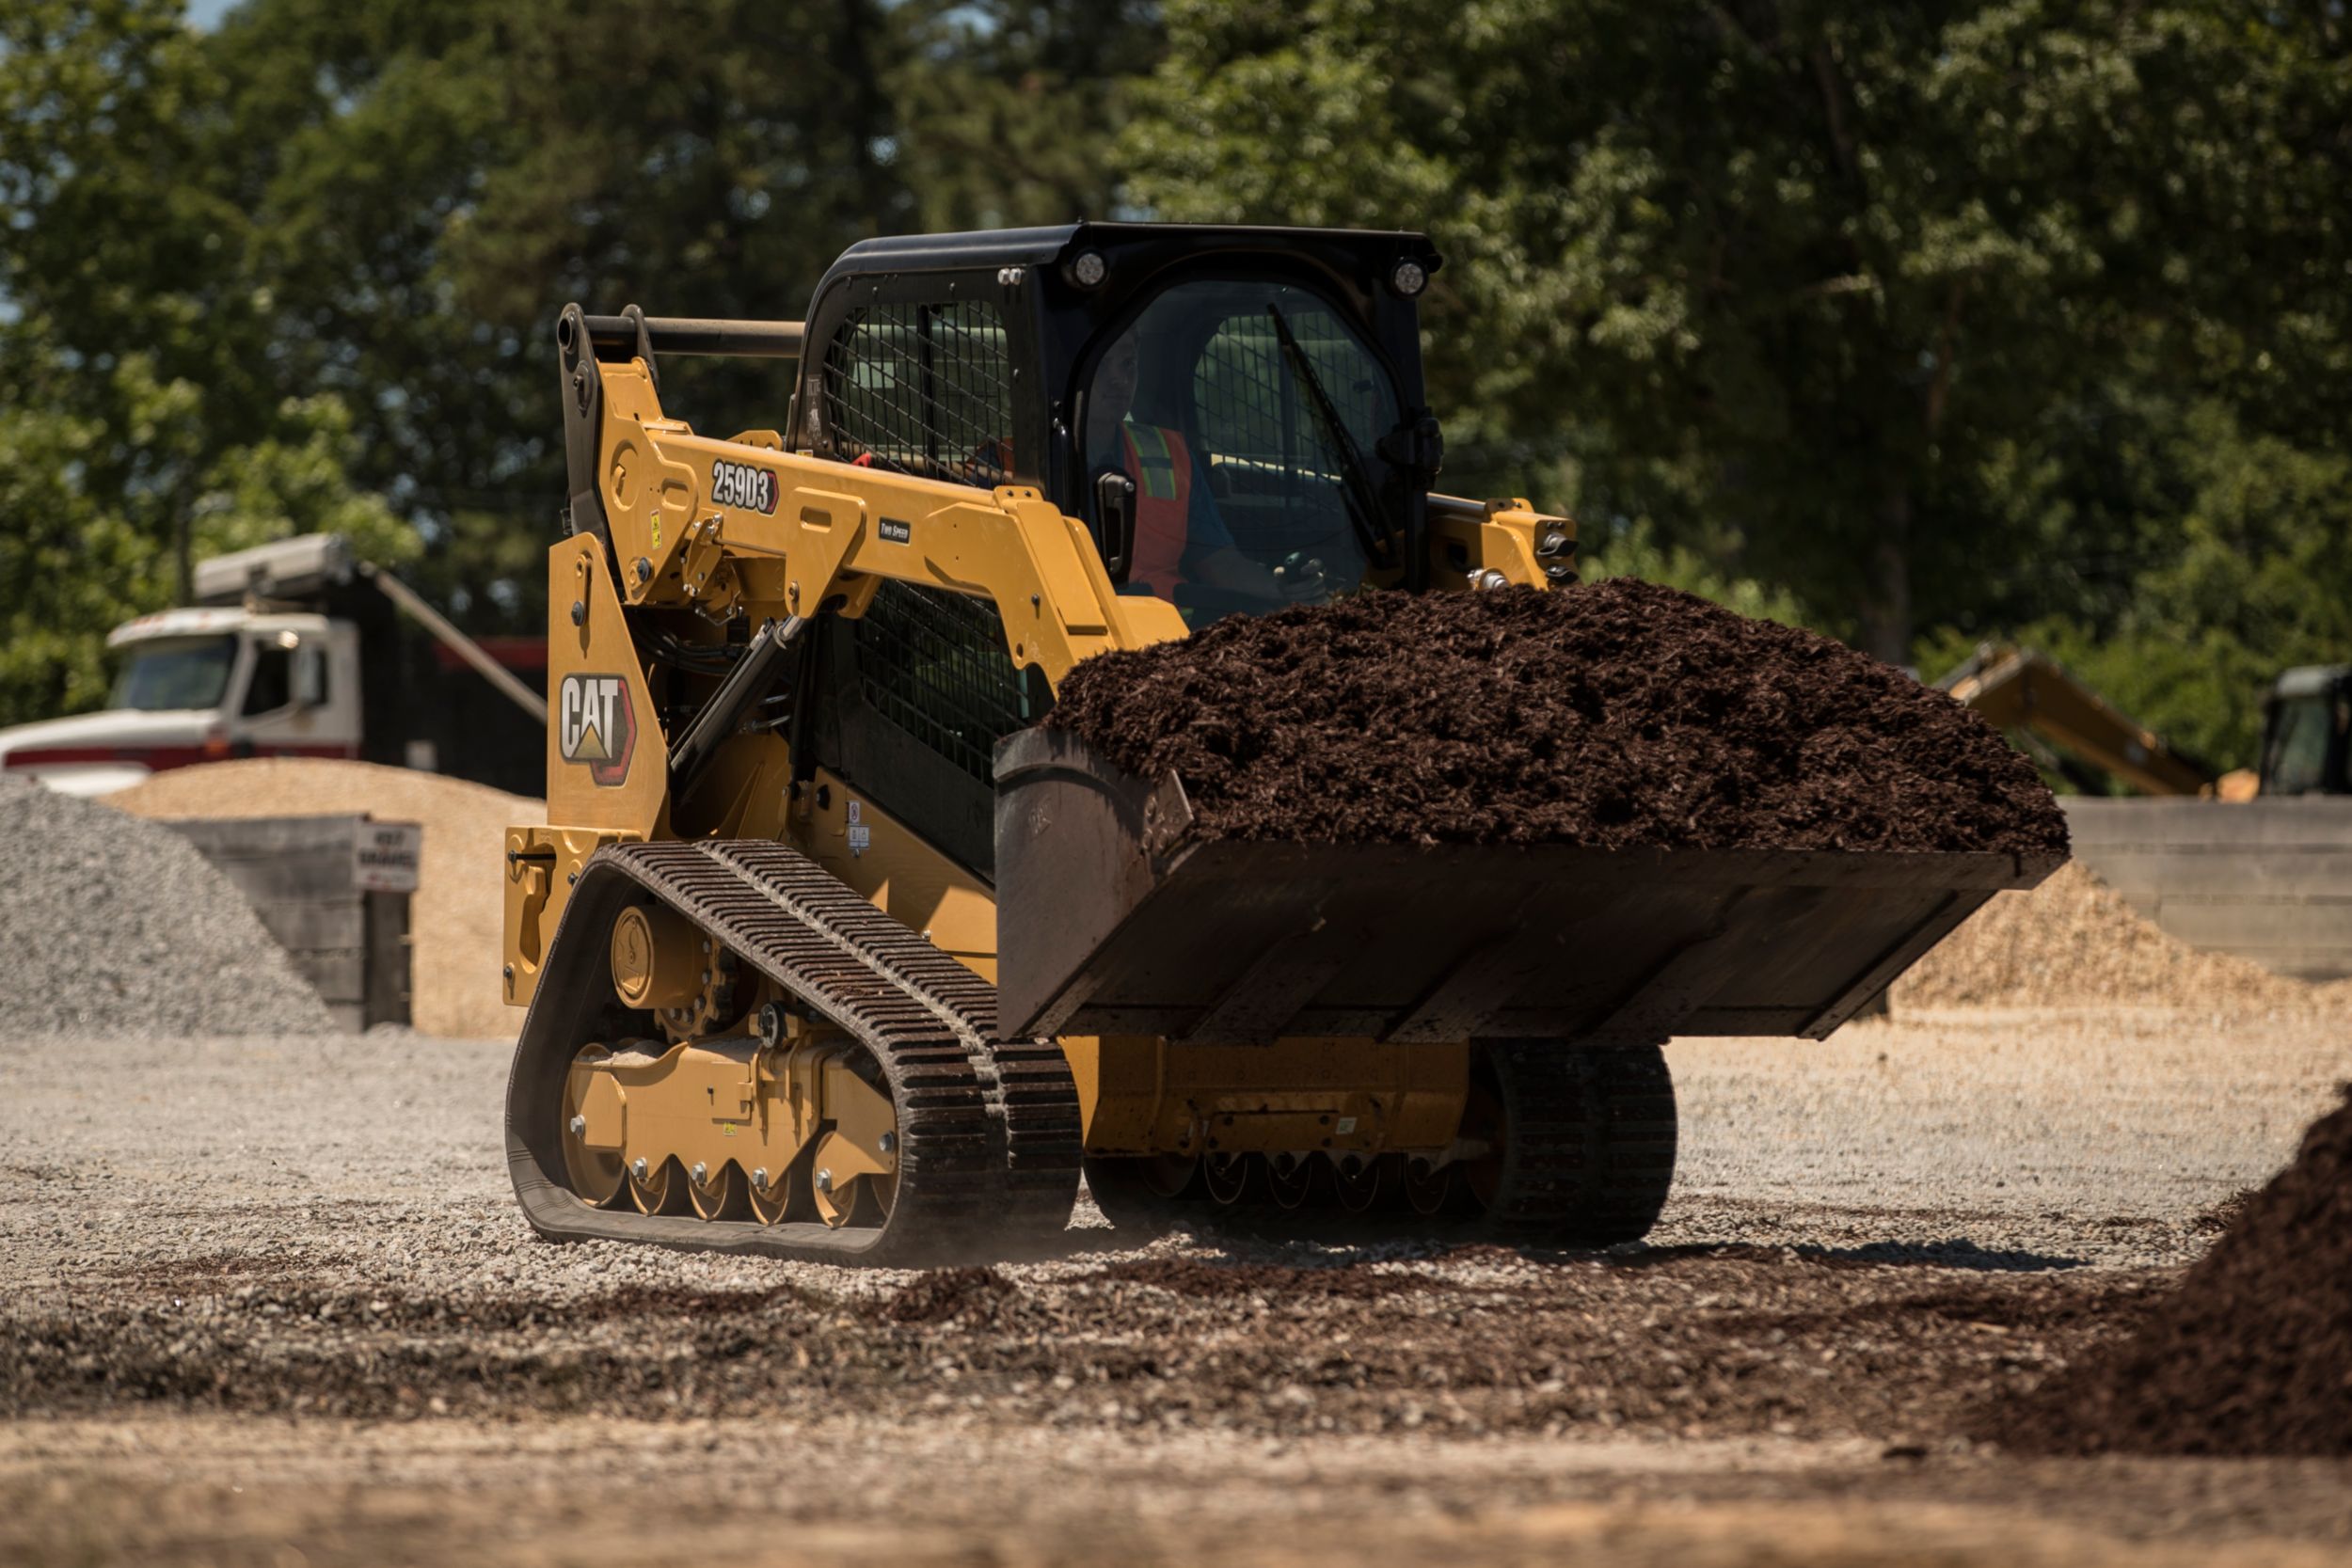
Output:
left=0, top=533, right=546, bottom=797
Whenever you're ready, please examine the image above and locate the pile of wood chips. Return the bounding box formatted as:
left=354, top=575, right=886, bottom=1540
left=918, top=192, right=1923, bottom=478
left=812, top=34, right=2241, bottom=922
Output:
left=1893, top=862, right=2348, bottom=1014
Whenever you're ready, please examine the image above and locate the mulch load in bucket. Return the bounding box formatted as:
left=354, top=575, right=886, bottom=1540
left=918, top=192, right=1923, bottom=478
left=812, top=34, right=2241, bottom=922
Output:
left=1048, top=579, right=2068, bottom=856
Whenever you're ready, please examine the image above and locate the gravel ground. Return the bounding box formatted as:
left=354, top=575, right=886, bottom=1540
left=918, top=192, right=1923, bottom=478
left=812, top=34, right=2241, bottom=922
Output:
left=3, top=1008, right=2348, bottom=1565
left=0, top=776, right=331, bottom=1037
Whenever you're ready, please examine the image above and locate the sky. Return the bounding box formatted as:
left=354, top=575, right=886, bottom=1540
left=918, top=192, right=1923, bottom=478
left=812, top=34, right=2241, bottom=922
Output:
left=187, top=0, right=238, bottom=28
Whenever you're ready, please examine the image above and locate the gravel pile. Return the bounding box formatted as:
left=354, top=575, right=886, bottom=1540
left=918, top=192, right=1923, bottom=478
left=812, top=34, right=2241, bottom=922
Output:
left=1048, top=581, right=2068, bottom=854
left=107, top=758, right=544, bottom=1038
left=1988, top=1087, right=2352, bottom=1455
left=1895, top=862, right=2348, bottom=1014
left=0, top=774, right=331, bottom=1037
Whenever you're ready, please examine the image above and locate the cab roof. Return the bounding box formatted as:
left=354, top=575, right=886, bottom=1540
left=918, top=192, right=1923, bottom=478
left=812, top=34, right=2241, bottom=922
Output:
left=2275, top=665, right=2352, bottom=698
left=826, top=221, right=1439, bottom=277
left=107, top=608, right=331, bottom=648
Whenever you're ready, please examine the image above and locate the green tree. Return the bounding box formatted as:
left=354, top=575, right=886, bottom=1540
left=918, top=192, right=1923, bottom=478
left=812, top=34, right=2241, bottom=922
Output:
left=4, top=0, right=1166, bottom=729
left=1923, top=397, right=2352, bottom=774
left=190, top=0, right=1154, bottom=628
left=0, top=0, right=415, bottom=724
left=1123, top=1, right=2352, bottom=664
left=890, top=1, right=1162, bottom=231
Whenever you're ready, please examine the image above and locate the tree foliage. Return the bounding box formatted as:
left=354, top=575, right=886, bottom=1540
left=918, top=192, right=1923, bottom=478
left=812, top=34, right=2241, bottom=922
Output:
left=1123, top=0, right=2352, bottom=692
left=0, top=0, right=2344, bottom=780
left=0, top=0, right=409, bottom=723
left=0, top=0, right=1158, bottom=719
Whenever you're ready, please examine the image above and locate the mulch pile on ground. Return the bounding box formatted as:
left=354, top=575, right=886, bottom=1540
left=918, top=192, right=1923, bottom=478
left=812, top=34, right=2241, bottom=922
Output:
left=1049, top=580, right=2067, bottom=854
left=0, top=774, right=332, bottom=1037
left=1984, top=1087, right=2352, bottom=1456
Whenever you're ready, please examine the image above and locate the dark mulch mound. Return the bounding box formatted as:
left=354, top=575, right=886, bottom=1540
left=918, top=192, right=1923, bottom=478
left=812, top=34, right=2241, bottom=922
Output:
left=1048, top=581, right=2066, bottom=854
left=1982, top=1089, right=2352, bottom=1456
left=884, top=1266, right=1015, bottom=1324
left=1084, top=1258, right=1451, bottom=1302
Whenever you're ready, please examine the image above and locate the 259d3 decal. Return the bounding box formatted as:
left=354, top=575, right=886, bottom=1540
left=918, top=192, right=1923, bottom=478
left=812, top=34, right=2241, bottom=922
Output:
left=710, top=458, right=778, bottom=515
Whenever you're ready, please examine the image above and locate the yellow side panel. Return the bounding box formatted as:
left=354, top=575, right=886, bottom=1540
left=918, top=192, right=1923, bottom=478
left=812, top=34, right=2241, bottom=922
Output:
left=802, top=768, right=1001, bottom=979
left=1065, top=1035, right=1469, bottom=1157
left=598, top=363, right=700, bottom=595
left=502, top=823, right=632, bottom=1007
left=545, top=537, right=669, bottom=837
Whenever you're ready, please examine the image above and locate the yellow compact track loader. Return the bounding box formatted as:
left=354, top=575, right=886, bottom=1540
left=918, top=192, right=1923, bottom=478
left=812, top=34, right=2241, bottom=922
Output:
left=502, top=223, right=2058, bottom=1262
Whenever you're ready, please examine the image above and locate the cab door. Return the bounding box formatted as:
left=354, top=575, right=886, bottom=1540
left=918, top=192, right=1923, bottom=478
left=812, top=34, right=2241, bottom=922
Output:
left=230, top=628, right=362, bottom=758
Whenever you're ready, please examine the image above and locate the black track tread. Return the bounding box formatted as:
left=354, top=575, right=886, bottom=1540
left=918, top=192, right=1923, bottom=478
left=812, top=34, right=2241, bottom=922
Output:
left=1478, top=1040, right=1678, bottom=1245
left=504, top=841, right=1078, bottom=1265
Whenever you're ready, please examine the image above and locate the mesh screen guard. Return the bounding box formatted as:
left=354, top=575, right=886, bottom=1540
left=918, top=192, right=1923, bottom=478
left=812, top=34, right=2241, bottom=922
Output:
left=820, top=302, right=1016, bottom=484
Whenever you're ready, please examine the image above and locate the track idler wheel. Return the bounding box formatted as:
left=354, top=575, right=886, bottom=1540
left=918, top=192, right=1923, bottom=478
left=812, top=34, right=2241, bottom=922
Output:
left=1333, top=1153, right=1390, bottom=1214
left=1266, top=1153, right=1321, bottom=1211
left=628, top=1154, right=686, bottom=1215
left=814, top=1159, right=898, bottom=1230
left=808, top=1043, right=901, bottom=1230
left=1402, top=1157, right=1456, bottom=1217
left=745, top=1162, right=800, bottom=1226
left=561, top=1045, right=628, bottom=1209
left=1202, top=1150, right=1261, bottom=1206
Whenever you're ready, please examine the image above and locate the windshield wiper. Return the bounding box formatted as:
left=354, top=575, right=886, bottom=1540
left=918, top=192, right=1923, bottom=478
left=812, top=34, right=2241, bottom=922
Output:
left=1265, top=304, right=1402, bottom=573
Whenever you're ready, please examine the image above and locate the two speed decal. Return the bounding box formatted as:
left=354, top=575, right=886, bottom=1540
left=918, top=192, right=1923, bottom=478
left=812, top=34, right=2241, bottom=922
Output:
left=710, top=458, right=778, bottom=515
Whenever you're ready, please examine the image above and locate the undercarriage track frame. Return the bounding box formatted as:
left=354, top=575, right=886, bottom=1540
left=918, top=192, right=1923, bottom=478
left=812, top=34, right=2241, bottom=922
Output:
left=506, top=839, right=1081, bottom=1263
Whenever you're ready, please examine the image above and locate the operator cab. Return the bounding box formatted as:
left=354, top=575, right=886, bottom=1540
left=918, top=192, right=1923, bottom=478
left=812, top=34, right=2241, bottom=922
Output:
left=2259, top=666, right=2352, bottom=796
left=771, top=224, right=1444, bottom=876
left=797, top=222, right=1444, bottom=625
left=1081, top=278, right=1406, bottom=621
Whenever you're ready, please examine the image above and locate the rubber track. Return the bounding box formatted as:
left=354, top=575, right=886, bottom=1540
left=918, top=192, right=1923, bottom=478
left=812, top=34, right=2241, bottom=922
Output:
left=1477, top=1040, right=1677, bottom=1245
left=505, top=840, right=1081, bottom=1265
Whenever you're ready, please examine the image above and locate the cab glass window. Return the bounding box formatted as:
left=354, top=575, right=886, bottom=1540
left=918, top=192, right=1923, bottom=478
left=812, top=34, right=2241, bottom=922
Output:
left=1083, top=279, right=1401, bottom=622
left=820, top=301, right=1013, bottom=485
left=110, top=635, right=239, bottom=711
left=2264, top=695, right=2331, bottom=795
left=243, top=642, right=293, bottom=716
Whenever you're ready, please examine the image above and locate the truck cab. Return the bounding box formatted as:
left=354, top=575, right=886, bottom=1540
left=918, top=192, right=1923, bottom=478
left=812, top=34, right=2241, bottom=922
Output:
left=0, top=607, right=362, bottom=796
left=0, top=531, right=550, bottom=798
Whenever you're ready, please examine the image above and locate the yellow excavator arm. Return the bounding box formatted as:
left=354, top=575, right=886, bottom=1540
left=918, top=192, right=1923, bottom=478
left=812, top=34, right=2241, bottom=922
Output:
left=1939, top=642, right=2214, bottom=798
